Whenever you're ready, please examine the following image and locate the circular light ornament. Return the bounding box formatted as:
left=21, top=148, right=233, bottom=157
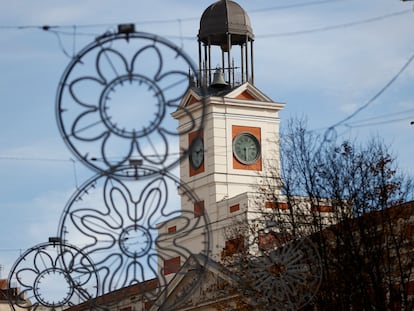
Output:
left=56, top=30, right=206, bottom=178
left=246, top=237, right=322, bottom=310
left=57, top=165, right=211, bottom=309
left=7, top=242, right=98, bottom=311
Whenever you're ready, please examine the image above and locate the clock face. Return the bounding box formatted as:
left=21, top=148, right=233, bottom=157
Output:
left=35, top=268, right=74, bottom=307
left=233, top=132, right=261, bottom=165
left=189, top=136, right=204, bottom=169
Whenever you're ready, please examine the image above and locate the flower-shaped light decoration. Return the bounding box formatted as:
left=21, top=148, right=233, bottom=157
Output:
left=7, top=242, right=98, bottom=311
left=56, top=30, right=206, bottom=178
left=246, top=237, right=322, bottom=310
left=58, top=166, right=211, bottom=309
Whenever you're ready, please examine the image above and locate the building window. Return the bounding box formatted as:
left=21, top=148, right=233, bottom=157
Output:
left=168, top=226, right=176, bottom=233
left=311, top=205, right=333, bottom=213
left=265, top=201, right=289, bottom=210
left=144, top=301, right=153, bottom=311
left=163, top=256, right=180, bottom=275
left=194, top=200, right=205, bottom=218
left=258, top=231, right=292, bottom=250
left=229, top=204, right=240, bottom=213
left=222, top=236, right=245, bottom=257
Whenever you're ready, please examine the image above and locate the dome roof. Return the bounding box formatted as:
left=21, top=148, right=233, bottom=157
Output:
left=198, top=0, right=254, bottom=46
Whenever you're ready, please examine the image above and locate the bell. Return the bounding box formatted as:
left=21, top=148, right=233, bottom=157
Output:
left=210, top=68, right=227, bottom=88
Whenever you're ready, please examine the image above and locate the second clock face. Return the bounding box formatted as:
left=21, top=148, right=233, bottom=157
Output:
left=189, top=136, right=204, bottom=169
left=233, top=132, right=261, bottom=165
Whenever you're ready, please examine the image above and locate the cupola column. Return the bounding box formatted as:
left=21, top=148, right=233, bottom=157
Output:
left=198, top=0, right=255, bottom=88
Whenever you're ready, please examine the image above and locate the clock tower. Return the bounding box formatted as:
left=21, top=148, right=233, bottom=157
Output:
left=172, top=0, right=285, bottom=259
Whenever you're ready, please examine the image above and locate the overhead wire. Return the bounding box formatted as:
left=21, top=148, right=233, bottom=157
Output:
left=304, top=48, right=414, bottom=139
left=0, top=3, right=410, bottom=67
left=0, top=1, right=408, bottom=41
left=0, top=156, right=74, bottom=162
left=0, top=0, right=412, bottom=282
left=345, top=116, right=414, bottom=129
left=48, top=29, right=74, bottom=59
left=0, top=0, right=345, bottom=31
left=343, top=108, right=414, bottom=129
left=0, top=6, right=412, bottom=155
left=0, top=5, right=412, bottom=163
left=46, top=8, right=412, bottom=42
left=328, top=51, right=414, bottom=131
left=0, top=156, right=81, bottom=190
left=258, top=9, right=411, bottom=38
left=250, top=0, right=346, bottom=13
left=0, top=2, right=411, bottom=147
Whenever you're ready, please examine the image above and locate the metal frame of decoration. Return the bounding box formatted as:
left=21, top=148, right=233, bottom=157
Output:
left=8, top=25, right=209, bottom=311
left=7, top=242, right=99, bottom=311
left=56, top=29, right=206, bottom=178
left=241, top=235, right=322, bottom=311
left=57, top=165, right=211, bottom=309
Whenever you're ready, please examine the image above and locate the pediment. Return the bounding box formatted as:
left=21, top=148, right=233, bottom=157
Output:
left=179, top=88, right=203, bottom=108
left=149, top=255, right=245, bottom=310
left=225, top=82, right=274, bottom=103
left=178, top=82, right=278, bottom=110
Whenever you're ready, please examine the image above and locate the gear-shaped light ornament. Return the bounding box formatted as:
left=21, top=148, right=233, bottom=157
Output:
left=247, top=237, right=322, bottom=310
left=34, top=268, right=73, bottom=307
left=56, top=30, right=205, bottom=178
left=7, top=242, right=98, bottom=311
left=58, top=165, right=211, bottom=309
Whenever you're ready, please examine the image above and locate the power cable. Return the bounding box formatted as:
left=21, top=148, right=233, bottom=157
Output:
left=70, top=158, right=80, bottom=190
left=344, top=108, right=414, bottom=128
left=0, top=156, right=74, bottom=162
left=0, top=152, right=185, bottom=163
left=250, top=0, right=346, bottom=13
left=48, top=29, right=74, bottom=59
left=0, top=7, right=409, bottom=56
left=0, top=0, right=345, bottom=31
left=162, top=9, right=413, bottom=40
left=258, top=10, right=411, bottom=38
left=328, top=51, right=414, bottom=131
left=0, top=156, right=82, bottom=190
left=306, top=49, right=414, bottom=137
left=345, top=116, right=414, bottom=129
left=1, top=2, right=403, bottom=39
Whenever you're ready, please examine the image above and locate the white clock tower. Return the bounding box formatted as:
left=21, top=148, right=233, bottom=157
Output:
left=172, top=0, right=285, bottom=260
left=164, top=0, right=285, bottom=263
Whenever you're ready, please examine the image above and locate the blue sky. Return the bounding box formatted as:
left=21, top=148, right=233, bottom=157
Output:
left=0, top=0, right=413, bottom=279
